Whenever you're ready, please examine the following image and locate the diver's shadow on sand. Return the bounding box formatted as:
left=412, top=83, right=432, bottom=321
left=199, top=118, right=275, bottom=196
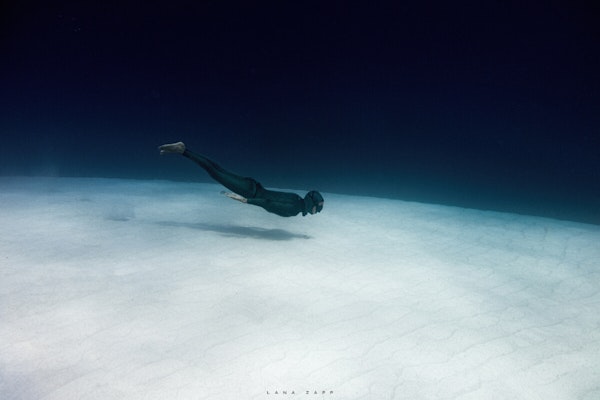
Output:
left=157, top=221, right=311, bottom=240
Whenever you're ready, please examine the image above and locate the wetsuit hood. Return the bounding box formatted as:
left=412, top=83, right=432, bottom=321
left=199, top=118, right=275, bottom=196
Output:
left=303, top=190, right=324, bottom=215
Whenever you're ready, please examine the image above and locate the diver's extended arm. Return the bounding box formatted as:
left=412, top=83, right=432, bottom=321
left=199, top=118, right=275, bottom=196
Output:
left=221, top=191, right=247, bottom=203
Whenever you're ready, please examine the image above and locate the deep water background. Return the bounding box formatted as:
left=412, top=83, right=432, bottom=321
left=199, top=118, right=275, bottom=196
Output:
left=1, top=2, right=599, bottom=224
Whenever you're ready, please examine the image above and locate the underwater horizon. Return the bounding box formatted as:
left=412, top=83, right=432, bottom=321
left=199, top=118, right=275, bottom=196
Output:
left=1, top=143, right=598, bottom=225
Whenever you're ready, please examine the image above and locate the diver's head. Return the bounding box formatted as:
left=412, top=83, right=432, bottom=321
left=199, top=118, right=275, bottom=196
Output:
left=304, top=190, right=324, bottom=215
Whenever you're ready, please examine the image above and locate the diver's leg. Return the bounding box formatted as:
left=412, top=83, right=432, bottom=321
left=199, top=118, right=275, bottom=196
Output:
left=182, top=149, right=258, bottom=198
left=158, top=142, right=259, bottom=198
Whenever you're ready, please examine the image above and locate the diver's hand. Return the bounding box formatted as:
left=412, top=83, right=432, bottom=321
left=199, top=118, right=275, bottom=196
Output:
left=221, top=191, right=247, bottom=203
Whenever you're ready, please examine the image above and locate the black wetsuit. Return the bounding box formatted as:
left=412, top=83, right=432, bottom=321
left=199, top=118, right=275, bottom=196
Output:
left=183, top=149, right=308, bottom=217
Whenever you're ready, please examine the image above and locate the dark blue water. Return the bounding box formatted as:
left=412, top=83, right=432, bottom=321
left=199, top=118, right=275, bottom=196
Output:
left=2, top=2, right=599, bottom=224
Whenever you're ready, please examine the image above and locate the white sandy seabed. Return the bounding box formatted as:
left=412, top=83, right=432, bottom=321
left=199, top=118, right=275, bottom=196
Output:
left=0, top=177, right=599, bottom=400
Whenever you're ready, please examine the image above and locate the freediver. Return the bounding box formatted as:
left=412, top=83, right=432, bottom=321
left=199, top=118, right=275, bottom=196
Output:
left=158, top=142, right=324, bottom=217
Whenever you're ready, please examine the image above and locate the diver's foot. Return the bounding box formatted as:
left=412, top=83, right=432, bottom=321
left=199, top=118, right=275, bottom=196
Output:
left=158, top=141, right=186, bottom=155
